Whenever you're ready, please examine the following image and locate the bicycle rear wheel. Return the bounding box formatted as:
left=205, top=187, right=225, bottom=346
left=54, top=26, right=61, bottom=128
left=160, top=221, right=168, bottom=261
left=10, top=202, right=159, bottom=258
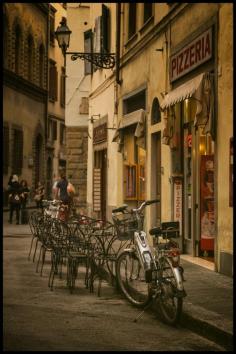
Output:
left=116, top=250, right=151, bottom=308
left=157, top=257, right=183, bottom=325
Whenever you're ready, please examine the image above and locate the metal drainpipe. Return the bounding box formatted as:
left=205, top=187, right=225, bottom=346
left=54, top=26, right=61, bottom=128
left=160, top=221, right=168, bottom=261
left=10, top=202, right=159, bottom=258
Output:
left=116, top=3, right=121, bottom=85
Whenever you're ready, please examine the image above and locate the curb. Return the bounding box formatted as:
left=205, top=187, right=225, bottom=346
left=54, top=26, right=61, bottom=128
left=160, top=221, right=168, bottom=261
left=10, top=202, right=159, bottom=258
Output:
left=180, top=311, right=233, bottom=351
left=101, top=267, right=233, bottom=351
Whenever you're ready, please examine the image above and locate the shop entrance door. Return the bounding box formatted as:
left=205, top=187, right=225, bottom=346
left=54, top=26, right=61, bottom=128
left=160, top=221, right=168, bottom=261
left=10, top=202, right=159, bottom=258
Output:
left=94, top=149, right=107, bottom=221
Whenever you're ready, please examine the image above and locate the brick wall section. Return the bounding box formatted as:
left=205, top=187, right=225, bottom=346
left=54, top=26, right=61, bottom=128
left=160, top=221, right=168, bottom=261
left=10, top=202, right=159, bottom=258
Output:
left=66, top=126, right=88, bottom=207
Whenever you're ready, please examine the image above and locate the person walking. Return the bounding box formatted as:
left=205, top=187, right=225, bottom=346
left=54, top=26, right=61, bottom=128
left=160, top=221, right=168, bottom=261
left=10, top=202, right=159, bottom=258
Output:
left=20, top=179, right=30, bottom=224
left=34, top=181, right=45, bottom=211
left=55, top=169, right=72, bottom=221
left=8, top=174, right=21, bottom=224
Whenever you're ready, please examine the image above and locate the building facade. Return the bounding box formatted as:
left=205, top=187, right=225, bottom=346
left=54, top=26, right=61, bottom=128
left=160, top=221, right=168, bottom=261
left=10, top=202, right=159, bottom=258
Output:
left=84, top=3, right=233, bottom=276
left=46, top=3, right=67, bottom=198
left=114, top=3, right=233, bottom=275
left=3, top=3, right=49, bottom=201
left=65, top=3, right=91, bottom=209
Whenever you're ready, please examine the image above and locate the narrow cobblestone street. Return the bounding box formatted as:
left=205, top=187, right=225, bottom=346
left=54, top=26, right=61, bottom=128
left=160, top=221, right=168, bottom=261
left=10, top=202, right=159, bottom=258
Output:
left=3, top=222, right=226, bottom=352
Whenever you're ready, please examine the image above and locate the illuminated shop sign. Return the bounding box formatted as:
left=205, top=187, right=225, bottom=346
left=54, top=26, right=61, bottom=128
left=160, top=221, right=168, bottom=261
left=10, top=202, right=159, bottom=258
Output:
left=170, top=27, right=212, bottom=82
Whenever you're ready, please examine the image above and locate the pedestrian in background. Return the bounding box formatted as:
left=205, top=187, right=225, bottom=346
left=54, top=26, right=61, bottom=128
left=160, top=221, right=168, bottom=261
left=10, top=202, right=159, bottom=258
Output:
left=55, top=169, right=71, bottom=221
left=34, top=181, right=45, bottom=211
left=8, top=174, right=21, bottom=224
left=20, top=179, right=30, bottom=224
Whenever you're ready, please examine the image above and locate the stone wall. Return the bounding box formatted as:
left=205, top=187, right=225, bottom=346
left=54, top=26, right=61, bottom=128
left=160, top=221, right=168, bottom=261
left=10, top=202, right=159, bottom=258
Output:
left=66, top=126, right=88, bottom=207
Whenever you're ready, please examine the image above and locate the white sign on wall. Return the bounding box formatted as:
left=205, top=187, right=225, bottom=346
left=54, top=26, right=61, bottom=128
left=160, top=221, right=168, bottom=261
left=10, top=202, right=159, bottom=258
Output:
left=174, top=179, right=182, bottom=235
left=170, top=27, right=213, bottom=82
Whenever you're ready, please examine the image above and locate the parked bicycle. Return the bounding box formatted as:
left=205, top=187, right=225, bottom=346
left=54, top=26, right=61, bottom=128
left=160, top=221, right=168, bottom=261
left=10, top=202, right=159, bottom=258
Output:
left=113, top=200, right=186, bottom=325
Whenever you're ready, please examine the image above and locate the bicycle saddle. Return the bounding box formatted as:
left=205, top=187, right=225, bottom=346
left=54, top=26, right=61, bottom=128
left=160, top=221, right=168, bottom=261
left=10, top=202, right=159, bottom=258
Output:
left=149, top=227, right=162, bottom=236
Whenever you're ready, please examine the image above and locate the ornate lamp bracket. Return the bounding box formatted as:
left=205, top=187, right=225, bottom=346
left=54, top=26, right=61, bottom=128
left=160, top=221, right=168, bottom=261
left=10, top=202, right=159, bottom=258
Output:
left=67, top=52, right=116, bottom=69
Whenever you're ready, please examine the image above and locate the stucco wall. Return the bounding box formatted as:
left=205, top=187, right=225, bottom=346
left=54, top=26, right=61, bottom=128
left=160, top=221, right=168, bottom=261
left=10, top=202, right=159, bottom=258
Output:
left=3, top=85, right=45, bottom=187
left=217, top=4, right=233, bottom=257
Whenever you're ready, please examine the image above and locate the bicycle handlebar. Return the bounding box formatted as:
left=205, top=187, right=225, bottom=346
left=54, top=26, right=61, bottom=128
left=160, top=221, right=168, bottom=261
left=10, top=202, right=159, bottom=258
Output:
left=112, top=199, right=160, bottom=215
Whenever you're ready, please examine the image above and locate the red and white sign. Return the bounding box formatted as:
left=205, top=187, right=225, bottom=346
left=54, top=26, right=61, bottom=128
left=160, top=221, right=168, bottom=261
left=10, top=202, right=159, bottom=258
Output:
left=174, top=179, right=182, bottom=235
left=170, top=27, right=212, bottom=82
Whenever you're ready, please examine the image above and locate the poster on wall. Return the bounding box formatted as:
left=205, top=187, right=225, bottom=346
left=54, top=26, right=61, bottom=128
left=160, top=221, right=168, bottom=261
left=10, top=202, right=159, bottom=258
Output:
left=173, top=178, right=182, bottom=235
left=200, top=155, right=215, bottom=251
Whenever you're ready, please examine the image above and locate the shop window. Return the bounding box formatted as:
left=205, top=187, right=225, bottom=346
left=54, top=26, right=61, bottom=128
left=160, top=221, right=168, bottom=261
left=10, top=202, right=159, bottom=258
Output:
left=128, top=3, right=136, bottom=39
left=123, top=132, right=146, bottom=201
left=123, top=90, right=146, bottom=114
left=3, top=125, right=9, bottom=175
left=151, top=97, right=161, bottom=125
left=124, top=164, right=137, bottom=200
left=49, top=60, right=58, bottom=101
left=12, top=128, right=23, bottom=175
left=143, top=3, right=153, bottom=24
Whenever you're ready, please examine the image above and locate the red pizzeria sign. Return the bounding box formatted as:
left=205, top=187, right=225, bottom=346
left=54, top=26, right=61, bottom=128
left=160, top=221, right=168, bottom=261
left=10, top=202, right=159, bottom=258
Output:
left=170, top=27, right=212, bottom=82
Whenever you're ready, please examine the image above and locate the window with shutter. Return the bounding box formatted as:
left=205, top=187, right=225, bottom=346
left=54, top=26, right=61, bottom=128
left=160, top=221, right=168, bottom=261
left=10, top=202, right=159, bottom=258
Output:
left=101, top=4, right=110, bottom=53
left=3, top=125, right=9, bottom=175
left=52, top=120, right=57, bottom=140
left=143, top=3, right=153, bottom=24
left=128, top=3, right=136, bottom=38
left=84, top=30, right=93, bottom=75
left=12, top=128, right=23, bottom=175
left=49, top=6, right=56, bottom=45
left=60, top=123, right=65, bottom=145
left=49, top=60, right=58, bottom=102
left=27, top=35, right=34, bottom=81
left=60, top=67, right=65, bottom=106
left=39, top=44, right=45, bottom=88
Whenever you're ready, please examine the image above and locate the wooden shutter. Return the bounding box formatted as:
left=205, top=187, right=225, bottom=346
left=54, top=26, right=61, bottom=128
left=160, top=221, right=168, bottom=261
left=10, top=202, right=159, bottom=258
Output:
left=49, top=62, right=57, bottom=101
left=93, top=168, right=101, bottom=211
left=124, top=164, right=137, bottom=200
left=102, top=4, right=109, bottom=53
left=84, top=30, right=93, bottom=75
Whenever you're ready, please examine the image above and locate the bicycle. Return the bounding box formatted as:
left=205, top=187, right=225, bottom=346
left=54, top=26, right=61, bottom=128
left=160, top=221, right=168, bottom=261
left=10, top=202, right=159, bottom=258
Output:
left=113, top=200, right=186, bottom=325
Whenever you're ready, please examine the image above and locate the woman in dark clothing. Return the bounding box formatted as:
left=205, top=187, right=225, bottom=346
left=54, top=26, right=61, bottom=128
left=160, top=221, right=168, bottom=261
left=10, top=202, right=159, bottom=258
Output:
left=8, top=174, right=21, bottom=224
left=20, top=179, right=30, bottom=224
left=55, top=169, right=71, bottom=221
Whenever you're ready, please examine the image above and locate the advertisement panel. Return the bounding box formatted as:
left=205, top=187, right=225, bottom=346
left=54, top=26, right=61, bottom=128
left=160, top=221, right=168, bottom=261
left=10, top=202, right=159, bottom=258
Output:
left=200, top=155, right=215, bottom=251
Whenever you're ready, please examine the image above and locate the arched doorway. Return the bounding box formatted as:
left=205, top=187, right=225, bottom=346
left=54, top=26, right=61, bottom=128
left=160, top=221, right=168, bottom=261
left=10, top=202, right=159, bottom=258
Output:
left=35, top=134, right=43, bottom=187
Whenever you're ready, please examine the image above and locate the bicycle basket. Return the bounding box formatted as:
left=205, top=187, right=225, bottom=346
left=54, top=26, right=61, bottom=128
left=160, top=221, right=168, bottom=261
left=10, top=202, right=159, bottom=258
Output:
left=112, top=211, right=143, bottom=240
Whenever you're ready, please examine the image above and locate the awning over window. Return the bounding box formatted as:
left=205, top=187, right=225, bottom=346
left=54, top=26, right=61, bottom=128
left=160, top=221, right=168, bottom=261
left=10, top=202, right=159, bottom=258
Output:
left=112, top=109, right=146, bottom=150
left=160, top=72, right=215, bottom=139
left=160, top=73, right=204, bottom=109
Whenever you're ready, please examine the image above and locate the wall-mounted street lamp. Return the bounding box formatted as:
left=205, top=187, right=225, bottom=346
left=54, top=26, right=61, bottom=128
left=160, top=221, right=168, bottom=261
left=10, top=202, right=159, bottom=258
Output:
left=55, top=17, right=116, bottom=69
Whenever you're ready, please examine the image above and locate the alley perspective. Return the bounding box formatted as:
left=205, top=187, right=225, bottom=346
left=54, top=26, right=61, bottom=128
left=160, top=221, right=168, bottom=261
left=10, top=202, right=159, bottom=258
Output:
left=3, top=2, right=233, bottom=352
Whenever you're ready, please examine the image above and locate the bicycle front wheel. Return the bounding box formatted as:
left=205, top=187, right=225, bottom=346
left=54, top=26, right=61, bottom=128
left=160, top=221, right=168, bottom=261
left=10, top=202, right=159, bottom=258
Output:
left=116, top=251, right=151, bottom=308
left=157, top=257, right=183, bottom=325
